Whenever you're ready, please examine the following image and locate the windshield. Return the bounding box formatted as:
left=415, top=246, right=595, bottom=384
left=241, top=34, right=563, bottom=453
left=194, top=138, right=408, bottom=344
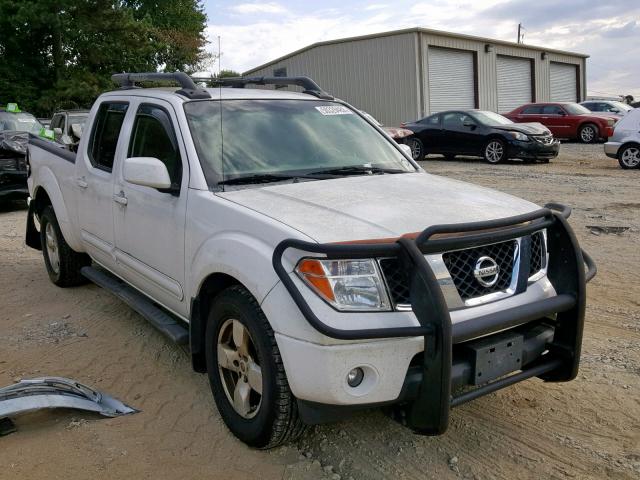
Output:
left=564, top=104, right=591, bottom=115
left=471, top=111, right=513, bottom=126
left=610, top=101, right=633, bottom=112
left=184, top=99, right=415, bottom=187
left=0, top=112, right=43, bottom=134
left=68, top=114, right=88, bottom=127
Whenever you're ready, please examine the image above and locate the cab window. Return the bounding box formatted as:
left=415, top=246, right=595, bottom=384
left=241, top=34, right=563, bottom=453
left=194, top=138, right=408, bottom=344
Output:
left=89, top=102, right=129, bottom=172
left=128, top=104, right=182, bottom=190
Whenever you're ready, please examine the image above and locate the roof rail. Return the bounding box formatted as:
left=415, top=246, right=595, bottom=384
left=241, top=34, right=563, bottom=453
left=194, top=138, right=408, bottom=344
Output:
left=214, top=76, right=334, bottom=100
left=111, top=72, right=211, bottom=100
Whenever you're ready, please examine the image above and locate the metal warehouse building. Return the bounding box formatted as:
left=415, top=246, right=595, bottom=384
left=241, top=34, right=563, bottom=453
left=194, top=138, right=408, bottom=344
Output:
left=244, top=28, right=588, bottom=126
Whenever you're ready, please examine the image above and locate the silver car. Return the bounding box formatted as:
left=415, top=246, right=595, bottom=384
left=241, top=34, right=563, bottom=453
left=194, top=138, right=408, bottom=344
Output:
left=604, top=108, right=640, bottom=169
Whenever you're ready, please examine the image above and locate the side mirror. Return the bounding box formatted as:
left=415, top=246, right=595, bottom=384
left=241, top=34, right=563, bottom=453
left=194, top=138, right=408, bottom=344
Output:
left=53, top=127, right=63, bottom=136
left=123, top=157, right=172, bottom=190
left=399, top=143, right=412, bottom=157
left=463, top=120, right=476, bottom=128
left=71, top=124, right=83, bottom=139
left=559, top=111, right=567, bottom=116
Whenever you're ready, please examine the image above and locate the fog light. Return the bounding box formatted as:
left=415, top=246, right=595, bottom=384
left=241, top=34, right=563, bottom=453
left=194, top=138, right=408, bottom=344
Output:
left=347, top=367, right=364, bottom=387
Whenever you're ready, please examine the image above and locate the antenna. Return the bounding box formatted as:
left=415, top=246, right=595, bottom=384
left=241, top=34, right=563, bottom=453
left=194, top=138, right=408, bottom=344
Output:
left=217, top=35, right=222, bottom=76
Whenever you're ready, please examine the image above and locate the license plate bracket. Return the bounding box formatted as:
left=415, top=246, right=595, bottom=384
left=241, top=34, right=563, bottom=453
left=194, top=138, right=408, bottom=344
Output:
left=466, top=332, right=524, bottom=385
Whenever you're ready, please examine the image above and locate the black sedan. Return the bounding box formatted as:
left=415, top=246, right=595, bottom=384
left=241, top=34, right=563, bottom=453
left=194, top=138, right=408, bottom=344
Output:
left=403, top=110, right=559, bottom=164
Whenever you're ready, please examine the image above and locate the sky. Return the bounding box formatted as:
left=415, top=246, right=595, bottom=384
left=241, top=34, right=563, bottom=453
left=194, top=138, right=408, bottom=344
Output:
left=202, top=0, right=640, bottom=99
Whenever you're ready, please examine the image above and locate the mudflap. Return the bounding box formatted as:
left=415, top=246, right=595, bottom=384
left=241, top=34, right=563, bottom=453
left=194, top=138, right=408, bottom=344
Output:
left=25, top=199, right=42, bottom=250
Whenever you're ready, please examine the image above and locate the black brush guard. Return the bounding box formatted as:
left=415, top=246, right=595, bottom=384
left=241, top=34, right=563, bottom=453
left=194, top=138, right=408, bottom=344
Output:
left=272, top=203, right=596, bottom=434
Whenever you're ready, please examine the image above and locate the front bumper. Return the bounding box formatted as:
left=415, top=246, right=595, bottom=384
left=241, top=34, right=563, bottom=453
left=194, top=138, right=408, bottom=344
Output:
left=604, top=141, right=621, bottom=159
left=272, top=203, right=596, bottom=434
left=507, top=139, right=560, bottom=160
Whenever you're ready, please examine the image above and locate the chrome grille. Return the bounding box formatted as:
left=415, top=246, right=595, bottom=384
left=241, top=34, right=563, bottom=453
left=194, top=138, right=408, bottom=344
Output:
left=530, top=231, right=545, bottom=275
left=379, top=258, right=411, bottom=305
left=442, top=241, right=516, bottom=301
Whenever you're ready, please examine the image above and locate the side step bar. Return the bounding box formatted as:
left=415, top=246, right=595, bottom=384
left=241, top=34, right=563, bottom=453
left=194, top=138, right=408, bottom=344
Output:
left=81, top=266, right=189, bottom=345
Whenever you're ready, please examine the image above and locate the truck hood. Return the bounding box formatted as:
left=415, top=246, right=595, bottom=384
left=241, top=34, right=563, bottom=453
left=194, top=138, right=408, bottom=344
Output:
left=493, top=123, right=550, bottom=136
left=218, top=173, right=540, bottom=243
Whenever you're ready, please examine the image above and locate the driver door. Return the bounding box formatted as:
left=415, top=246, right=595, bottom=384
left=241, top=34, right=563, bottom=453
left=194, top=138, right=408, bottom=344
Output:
left=112, top=100, right=189, bottom=317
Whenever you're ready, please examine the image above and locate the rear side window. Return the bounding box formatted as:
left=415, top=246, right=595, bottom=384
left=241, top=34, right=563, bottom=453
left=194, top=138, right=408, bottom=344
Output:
left=420, top=114, right=440, bottom=125
left=128, top=104, right=182, bottom=189
left=89, top=102, right=128, bottom=171
left=522, top=105, right=542, bottom=114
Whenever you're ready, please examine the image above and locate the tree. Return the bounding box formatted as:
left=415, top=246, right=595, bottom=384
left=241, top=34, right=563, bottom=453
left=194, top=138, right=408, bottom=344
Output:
left=0, top=0, right=208, bottom=116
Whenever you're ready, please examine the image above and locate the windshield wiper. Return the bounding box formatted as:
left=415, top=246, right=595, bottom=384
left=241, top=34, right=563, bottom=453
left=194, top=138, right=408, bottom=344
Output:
left=309, top=165, right=407, bottom=176
left=218, top=173, right=296, bottom=186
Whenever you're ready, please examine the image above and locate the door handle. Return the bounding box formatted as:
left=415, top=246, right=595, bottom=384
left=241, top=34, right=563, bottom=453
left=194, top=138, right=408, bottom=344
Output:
left=113, top=191, right=128, bottom=206
left=76, top=177, right=88, bottom=189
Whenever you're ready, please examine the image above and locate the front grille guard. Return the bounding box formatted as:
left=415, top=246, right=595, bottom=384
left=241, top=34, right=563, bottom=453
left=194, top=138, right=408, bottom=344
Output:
left=272, top=203, right=596, bottom=434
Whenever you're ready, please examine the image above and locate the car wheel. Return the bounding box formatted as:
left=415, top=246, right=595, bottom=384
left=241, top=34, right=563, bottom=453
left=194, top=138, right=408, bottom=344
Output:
left=205, top=285, right=305, bottom=448
left=407, top=137, right=424, bottom=161
left=484, top=139, right=506, bottom=164
left=39, top=206, right=90, bottom=287
left=578, top=124, right=598, bottom=143
left=618, top=145, right=640, bottom=169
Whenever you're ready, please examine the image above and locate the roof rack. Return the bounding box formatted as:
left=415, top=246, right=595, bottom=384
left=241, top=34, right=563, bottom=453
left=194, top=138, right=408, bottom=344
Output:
left=214, top=76, right=334, bottom=100
left=111, top=72, right=211, bottom=100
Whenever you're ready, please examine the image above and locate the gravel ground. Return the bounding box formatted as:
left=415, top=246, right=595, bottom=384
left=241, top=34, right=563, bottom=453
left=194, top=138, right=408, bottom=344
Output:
left=0, top=142, right=638, bottom=479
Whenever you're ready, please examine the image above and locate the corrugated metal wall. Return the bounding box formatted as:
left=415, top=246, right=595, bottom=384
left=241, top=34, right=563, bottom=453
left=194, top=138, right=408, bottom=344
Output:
left=245, top=33, right=419, bottom=126
left=245, top=30, right=586, bottom=125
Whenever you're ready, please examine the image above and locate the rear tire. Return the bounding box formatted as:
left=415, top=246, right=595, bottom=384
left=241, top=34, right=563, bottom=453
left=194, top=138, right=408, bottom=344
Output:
left=618, top=144, right=640, bottom=169
left=39, top=206, right=90, bottom=287
left=484, top=139, right=506, bottom=164
left=407, top=137, right=424, bottom=161
left=578, top=123, right=598, bottom=143
left=205, top=285, right=305, bottom=448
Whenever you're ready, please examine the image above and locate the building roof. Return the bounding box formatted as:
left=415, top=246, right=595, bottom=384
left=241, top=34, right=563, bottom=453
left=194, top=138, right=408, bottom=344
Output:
left=244, top=27, right=589, bottom=75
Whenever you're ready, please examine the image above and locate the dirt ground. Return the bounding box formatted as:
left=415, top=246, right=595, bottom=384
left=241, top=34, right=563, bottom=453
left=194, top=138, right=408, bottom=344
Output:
left=1, top=143, right=638, bottom=480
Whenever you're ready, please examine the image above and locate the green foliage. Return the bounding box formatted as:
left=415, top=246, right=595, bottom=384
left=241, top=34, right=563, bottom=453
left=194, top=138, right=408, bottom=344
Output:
left=216, top=69, right=241, bottom=78
left=0, top=0, right=208, bottom=117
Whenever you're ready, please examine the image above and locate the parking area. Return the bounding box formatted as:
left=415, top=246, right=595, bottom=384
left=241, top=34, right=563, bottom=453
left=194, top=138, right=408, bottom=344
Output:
left=0, top=142, right=638, bottom=480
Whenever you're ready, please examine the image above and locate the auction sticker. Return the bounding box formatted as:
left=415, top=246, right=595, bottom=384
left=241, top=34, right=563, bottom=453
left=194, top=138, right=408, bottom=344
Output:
left=315, top=105, right=353, bottom=115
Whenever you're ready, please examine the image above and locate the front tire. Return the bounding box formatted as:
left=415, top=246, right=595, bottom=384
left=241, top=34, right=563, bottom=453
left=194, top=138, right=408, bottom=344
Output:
left=618, top=145, right=640, bottom=169
left=484, top=139, right=506, bottom=164
left=39, top=206, right=90, bottom=287
left=205, top=285, right=305, bottom=448
left=407, top=137, right=424, bottom=161
left=578, top=123, right=598, bottom=143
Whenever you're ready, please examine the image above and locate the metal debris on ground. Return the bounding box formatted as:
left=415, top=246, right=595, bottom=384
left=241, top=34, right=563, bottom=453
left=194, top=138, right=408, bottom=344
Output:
left=0, top=377, right=138, bottom=435
left=586, top=225, right=630, bottom=235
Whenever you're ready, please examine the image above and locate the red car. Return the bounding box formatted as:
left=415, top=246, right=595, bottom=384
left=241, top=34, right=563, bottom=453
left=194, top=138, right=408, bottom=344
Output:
left=505, top=102, right=616, bottom=143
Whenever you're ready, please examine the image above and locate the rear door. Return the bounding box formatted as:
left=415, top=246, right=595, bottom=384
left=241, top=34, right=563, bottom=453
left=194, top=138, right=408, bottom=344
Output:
left=76, top=101, right=129, bottom=269
left=112, top=99, right=189, bottom=316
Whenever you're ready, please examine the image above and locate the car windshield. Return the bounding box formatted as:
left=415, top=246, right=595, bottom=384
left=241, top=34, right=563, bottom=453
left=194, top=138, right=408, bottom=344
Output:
left=610, top=101, right=633, bottom=112
left=184, top=99, right=415, bottom=187
left=0, top=112, right=43, bottom=134
left=68, top=114, right=88, bottom=126
left=471, top=111, right=513, bottom=126
left=564, top=104, right=591, bottom=115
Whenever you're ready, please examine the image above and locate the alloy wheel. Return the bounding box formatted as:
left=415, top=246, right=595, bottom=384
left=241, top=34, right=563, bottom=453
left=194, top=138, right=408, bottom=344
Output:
left=620, top=147, right=640, bottom=168
left=485, top=141, right=504, bottom=163
left=409, top=138, right=423, bottom=160
left=45, top=222, right=60, bottom=274
left=217, top=318, right=263, bottom=419
left=580, top=126, right=596, bottom=143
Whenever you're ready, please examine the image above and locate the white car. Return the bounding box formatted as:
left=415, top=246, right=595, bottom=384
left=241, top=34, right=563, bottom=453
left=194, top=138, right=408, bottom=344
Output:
left=604, top=107, right=640, bottom=169
left=26, top=73, right=595, bottom=448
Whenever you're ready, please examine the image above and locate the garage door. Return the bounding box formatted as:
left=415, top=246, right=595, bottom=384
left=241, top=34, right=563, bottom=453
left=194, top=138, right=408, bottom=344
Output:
left=497, top=56, right=532, bottom=113
left=550, top=62, right=578, bottom=102
left=428, top=47, right=475, bottom=113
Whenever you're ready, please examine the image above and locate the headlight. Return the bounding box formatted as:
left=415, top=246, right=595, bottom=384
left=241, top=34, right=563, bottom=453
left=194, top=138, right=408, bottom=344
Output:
left=296, top=258, right=391, bottom=311
left=509, top=131, right=529, bottom=141
left=607, top=119, right=615, bottom=126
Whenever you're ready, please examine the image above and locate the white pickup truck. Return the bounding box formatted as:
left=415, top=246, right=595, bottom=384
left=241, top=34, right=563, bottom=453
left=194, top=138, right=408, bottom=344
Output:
left=26, top=73, right=596, bottom=448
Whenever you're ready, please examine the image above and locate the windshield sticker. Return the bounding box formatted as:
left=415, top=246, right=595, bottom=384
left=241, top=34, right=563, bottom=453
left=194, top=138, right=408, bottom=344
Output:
left=315, top=105, right=353, bottom=116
